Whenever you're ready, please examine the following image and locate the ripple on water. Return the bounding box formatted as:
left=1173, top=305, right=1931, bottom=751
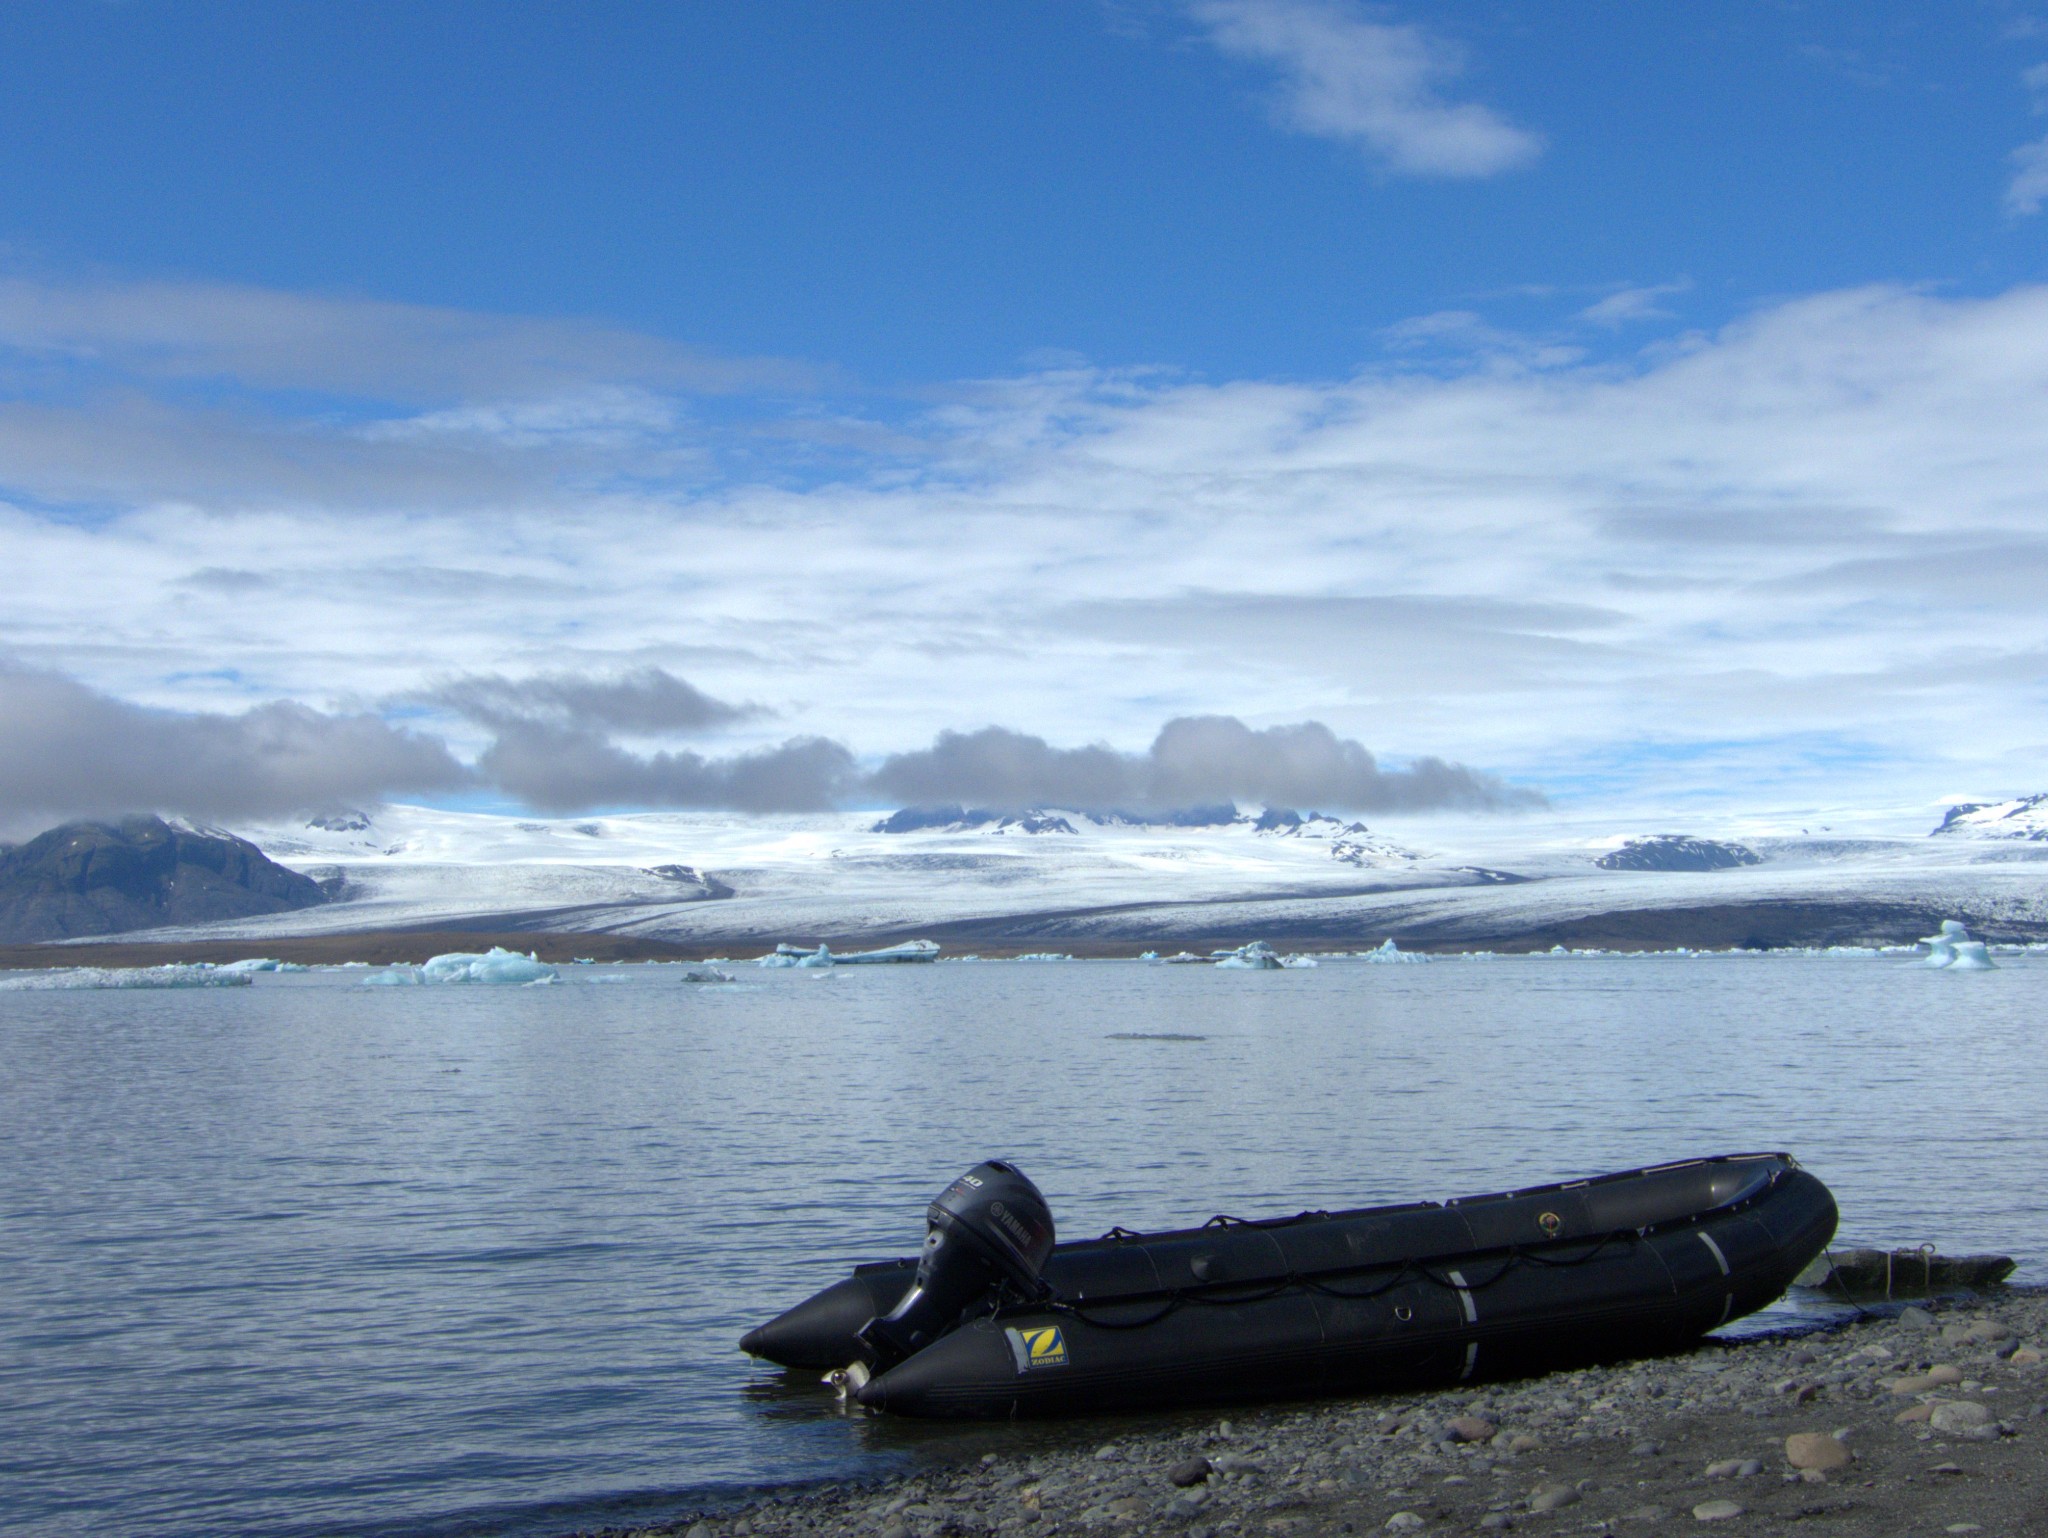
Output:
left=0, top=954, right=2042, bottom=1536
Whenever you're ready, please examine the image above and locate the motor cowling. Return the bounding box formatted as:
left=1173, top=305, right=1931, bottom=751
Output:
left=854, top=1160, right=1055, bottom=1372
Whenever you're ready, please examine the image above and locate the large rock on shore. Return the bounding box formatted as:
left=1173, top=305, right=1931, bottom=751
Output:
left=0, top=816, right=327, bottom=941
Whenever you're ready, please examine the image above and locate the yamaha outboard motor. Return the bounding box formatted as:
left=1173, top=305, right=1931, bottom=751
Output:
left=854, top=1161, right=1055, bottom=1372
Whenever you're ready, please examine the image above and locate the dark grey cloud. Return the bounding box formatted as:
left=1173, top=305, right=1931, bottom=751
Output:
left=0, top=663, right=1534, bottom=832
left=0, top=662, right=469, bottom=833
left=477, top=721, right=855, bottom=815
left=867, top=727, right=1136, bottom=810
left=868, top=716, right=1540, bottom=813
left=424, top=666, right=761, bottom=735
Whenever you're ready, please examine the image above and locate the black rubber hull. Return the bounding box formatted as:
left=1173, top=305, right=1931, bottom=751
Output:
left=744, top=1154, right=1837, bottom=1420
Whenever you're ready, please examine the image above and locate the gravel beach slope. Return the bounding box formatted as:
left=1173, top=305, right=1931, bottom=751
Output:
left=599, top=1291, right=2048, bottom=1538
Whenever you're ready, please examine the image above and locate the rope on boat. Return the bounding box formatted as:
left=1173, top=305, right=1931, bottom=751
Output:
left=1037, top=1229, right=1644, bottom=1331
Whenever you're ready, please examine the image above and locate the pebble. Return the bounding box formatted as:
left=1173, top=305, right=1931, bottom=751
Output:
left=1784, top=1432, right=1852, bottom=1471
left=1898, top=1306, right=1935, bottom=1331
left=632, top=1292, right=2048, bottom=1538
left=1928, top=1401, right=1997, bottom=1437
left=1702, top=1458, right=1759, bottom=1479
left=1384, top=1513, right=1426, bottom=1532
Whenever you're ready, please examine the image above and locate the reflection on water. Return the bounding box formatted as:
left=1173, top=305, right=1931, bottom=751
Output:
left=2, top=954, right=2042, bottom=1537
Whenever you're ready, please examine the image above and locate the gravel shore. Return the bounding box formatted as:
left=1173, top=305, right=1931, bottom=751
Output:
left=600, top=1289, right=2048, bottom=1538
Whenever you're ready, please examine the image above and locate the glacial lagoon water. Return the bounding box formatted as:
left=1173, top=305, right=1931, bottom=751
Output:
left=3, top=953, right=2045, bottom=1538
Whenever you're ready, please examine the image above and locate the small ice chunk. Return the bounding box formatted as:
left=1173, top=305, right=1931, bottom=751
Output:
left=419, top=947, right=560, bottom=985
left=1362, top=938, right=1426, bottom=964
left=360, top=966, right=423, bottom=986
left=0, top=965, right=253, bottom=990
left=1215, top=941, right=1283, bottom=969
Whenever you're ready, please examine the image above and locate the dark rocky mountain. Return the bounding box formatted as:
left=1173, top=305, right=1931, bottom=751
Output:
left=0, top=816, right=329, bottom=942
left=1595, top=836, right=1763, bottom=873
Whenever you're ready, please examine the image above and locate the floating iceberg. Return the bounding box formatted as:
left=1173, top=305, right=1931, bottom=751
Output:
left=830, top=940, right=941, bottom=965
left=0, top=965, right=254, bottom=991
left=1361, top=938, right=1426, bottom=965
left=213, top=957, right=310, bottom=974
left=360, top=966, right=423, bottom=986
left=1215, top=941, right=1283, bottom=970
left=418, top=947, right=560, bottom=985
left=760, top=940, right=941, bottom=967
left=680, top=965, right=736, bottom=983
left=1920, top=920, right=1997, bottom=970
left=760, top=944, right=838, bottom=968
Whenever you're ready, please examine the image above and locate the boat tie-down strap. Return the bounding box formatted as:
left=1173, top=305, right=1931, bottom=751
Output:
left=1034, top=1229, right=1644, bottom=1331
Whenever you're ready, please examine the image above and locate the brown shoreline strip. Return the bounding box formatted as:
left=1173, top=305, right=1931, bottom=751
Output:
left=584, top=1289, right=2048, bottom=1538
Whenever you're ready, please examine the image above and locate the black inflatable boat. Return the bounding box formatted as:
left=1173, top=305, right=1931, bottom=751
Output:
left=742, top=1153, right=1837, bottom=1420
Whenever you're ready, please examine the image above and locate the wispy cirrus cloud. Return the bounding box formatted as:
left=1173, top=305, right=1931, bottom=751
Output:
left=0, top=273, right=815, bottom=402
left=1578, top=280, right=1693, bottom=328
left=2006, top=63, right=2048, bottom=215
left=1190, top=0, right=1542, bottom=177
left=0, top=272, right=825, bottom=513
left=8, top=275, right=2048, bottom=818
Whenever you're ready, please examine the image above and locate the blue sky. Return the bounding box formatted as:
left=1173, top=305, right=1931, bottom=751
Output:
left=2, top=1, right=2047, bottom=829
left=10, top=2, right=2046, bottom=381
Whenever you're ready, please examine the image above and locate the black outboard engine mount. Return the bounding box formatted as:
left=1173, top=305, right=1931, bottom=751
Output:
left=854, top=1160, right=1056, bottom=1372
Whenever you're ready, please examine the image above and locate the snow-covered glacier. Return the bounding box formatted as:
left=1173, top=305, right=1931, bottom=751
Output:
left=59, top=796, right=2048, bottom=952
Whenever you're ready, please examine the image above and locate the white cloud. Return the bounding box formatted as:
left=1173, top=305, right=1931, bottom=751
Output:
left=8, top=278, right=2048, bottom=816
left=1578, top=280, right=1692, bottom=328
left=0, top=273, right=812, bottom=401
left=2007, top=133, right=2048, bottom=215
left=1190, top=0, right=1542, bottom=177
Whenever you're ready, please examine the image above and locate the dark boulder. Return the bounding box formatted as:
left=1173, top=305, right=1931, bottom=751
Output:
left=0, top=816, right=328, bottom=942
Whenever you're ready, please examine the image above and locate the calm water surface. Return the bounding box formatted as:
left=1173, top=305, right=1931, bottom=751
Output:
left=3, top=955, right=2043, bottom=1537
